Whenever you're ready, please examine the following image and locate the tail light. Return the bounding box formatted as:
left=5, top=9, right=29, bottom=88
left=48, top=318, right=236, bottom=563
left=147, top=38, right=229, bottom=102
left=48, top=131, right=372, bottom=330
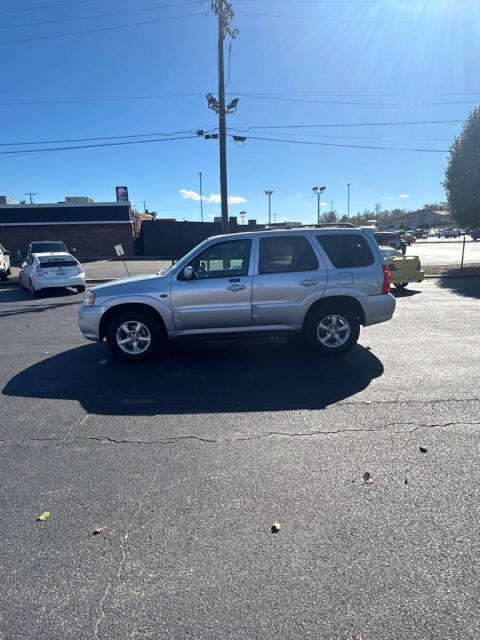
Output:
left=35, top=264, right=44, bottom=277
left=417, top=260, right=422, bottom=270
left=382, top=264, right=391, bottom=294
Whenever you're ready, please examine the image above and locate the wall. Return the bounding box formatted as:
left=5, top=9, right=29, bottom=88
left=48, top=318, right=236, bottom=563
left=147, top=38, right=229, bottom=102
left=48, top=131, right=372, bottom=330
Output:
left=140, top=220, right=265, bottom=258
left=0, top=223, right=135, bottom=259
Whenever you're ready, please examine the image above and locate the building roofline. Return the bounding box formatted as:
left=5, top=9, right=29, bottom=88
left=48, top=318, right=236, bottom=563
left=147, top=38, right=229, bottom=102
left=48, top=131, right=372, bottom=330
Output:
left=0, top=201, right=129, bottom=209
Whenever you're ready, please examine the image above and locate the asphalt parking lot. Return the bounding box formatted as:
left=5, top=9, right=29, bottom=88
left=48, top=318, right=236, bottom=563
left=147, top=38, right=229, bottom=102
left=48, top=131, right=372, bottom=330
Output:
left=1, top=279, right=480, bottom=639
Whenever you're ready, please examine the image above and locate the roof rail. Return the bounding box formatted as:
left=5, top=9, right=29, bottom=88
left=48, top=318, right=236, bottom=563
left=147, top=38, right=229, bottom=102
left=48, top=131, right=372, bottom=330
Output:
left=264, top=222, right=357, bottom=231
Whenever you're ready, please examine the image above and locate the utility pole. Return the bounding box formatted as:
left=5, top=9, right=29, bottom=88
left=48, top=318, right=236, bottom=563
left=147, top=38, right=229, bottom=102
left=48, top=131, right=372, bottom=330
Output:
left=25, top=192, right=37, bottom=204
left=209, top=1, right=238, bottom=234
left=347, top=183, right=350, bottom=218
left=312, top=186, right=326, bottom=224
left=265, top=189, right=273, bottom=224
left=199, top=172, right=204, bottom=222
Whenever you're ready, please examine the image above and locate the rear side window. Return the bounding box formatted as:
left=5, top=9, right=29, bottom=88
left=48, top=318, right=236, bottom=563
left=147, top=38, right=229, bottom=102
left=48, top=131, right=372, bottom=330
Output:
left=316, top=233, right=374, bottom=268
left=259, top=235, right=319, bottom=274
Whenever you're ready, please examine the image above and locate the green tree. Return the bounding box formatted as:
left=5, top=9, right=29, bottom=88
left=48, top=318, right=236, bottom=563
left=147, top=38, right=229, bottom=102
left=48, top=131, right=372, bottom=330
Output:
left=444, top=106, right=480, bottom=227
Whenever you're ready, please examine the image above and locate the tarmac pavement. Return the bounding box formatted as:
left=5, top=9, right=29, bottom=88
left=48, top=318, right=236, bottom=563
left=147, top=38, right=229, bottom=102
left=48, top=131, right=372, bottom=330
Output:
left=1, top=278, right=480, bottom=639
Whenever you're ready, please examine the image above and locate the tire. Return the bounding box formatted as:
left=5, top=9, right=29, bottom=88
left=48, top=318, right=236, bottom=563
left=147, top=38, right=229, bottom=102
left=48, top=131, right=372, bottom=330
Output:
left=0, top=272, right=7, bottom=281
left=106, top=310, right=164, bottom=362
left=6, top=268, right=11, bottom=276
left=76, top=285, right=86, bottom=293
left=303, top=304, right=360, bottom=356
left=394, top=282, right=408, bottom=290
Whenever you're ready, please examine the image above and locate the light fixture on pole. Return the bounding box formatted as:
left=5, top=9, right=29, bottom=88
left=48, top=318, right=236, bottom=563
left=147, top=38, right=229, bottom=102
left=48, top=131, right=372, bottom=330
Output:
left=312, top=186, right=326, bottom=224
left=265, top=189, right=273, bottom=225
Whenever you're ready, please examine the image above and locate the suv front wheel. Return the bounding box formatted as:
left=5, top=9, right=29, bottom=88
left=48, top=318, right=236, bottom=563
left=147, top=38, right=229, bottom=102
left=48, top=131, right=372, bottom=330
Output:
left=106, top=310, right=164, bottom=361
left=303, top=305, right=360, bottom=356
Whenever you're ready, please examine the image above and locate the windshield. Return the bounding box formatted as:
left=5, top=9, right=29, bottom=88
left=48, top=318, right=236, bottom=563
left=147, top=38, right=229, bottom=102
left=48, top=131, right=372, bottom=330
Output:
left=158, top=238, right=212, bottom=275
left=30, top=241, right=67, bottom=253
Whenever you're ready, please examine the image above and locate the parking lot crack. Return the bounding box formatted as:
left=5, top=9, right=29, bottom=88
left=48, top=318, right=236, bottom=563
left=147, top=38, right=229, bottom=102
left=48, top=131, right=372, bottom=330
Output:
left=93, top=456, right=165, bottom=638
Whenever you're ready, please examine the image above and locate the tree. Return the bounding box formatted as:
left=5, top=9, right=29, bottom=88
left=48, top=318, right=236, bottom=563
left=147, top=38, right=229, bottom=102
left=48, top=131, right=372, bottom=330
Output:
left=444, top=106, right=480, bottom=227
left=374, top=202, right=382, bottom=215
left=325, top=210, right=337, bottom=223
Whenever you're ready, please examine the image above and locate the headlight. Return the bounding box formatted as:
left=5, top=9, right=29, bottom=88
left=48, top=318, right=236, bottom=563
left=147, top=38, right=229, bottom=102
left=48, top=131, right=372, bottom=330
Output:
left=84, top=290, right=96, bottom=306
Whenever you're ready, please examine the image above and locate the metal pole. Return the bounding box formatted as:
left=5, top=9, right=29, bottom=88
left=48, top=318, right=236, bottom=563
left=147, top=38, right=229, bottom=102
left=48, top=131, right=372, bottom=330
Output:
left=460, top=234, right=466, bottom=271
left=217, top=0, right=229, bottom=234
left=317, top=192, right=320, bottom=224
left=199, top=172, right=204, bottom=222
left=268, top=192, right=271, bottom=224
left=347, top=183, right=350, bottom=218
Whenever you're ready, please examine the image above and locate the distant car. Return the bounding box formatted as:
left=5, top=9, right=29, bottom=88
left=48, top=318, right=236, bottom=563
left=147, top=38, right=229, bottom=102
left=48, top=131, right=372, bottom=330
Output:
left=374, top=232, right=407, bottom=254
left=0, top=243, right=11, bottom=281
left=380, top=246, right=424, bottom=290
left=471, top=229, right=480, bottom=242
left=19, top=252, right=85, bottom=296
left=400, top=232, right=416, bottom=245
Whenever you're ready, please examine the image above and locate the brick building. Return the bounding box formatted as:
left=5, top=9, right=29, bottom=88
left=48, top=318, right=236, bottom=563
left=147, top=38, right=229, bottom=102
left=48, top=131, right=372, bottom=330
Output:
left=0, top=199, right=135, bottom=259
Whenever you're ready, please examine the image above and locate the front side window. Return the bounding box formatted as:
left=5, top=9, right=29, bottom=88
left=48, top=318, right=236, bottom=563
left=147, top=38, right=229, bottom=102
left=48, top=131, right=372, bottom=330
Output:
left=187, top=239, right=251, bottom=279
left=316, top=233, right=374, bottom=269
left=259, top=236, right=319, bottom=274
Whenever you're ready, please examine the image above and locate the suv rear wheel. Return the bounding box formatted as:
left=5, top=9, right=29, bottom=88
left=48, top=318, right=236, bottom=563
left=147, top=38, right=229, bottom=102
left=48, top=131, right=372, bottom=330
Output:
left=303, top=305, right=360, bottom=356
left=106, top=310, right=164, bottom=361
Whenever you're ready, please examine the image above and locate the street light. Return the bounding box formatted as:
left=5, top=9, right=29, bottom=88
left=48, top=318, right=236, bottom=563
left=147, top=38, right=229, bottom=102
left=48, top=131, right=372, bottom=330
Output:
left=265, top=189, right=273, bottom=225
left=312, top=186, right=326, bottom=224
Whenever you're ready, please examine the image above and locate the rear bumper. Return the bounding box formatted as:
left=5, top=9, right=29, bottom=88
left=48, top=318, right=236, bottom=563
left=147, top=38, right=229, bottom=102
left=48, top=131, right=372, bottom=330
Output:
left=33, top=274, right=86, bottom=291
left=363, top=293, right=396, bottom=327
left=78, top=305, right=104, bottom=341
left=391, top=271, right=424, bottom=284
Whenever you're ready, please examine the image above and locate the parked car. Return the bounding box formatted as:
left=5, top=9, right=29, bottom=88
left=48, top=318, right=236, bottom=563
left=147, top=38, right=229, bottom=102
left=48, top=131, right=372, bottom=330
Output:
left=470, top=229, right=480, bottom=242
left=400, top=232, right=416, bottom=245
left=79, top=226, right=396, bottom=361
left=20, top=251, right=85, bottom=296
left=380, top=246, right=424, bottom=290
left=374, top=231, right=407, bottom=254
left=26, top=240, right=69, bottom=258
left=0, top=243, right=11, bottom=281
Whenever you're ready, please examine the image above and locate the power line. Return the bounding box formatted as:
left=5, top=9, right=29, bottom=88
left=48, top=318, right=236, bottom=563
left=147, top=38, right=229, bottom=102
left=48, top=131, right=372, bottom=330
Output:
left=232, top=92, right=480, bottom=106
left=229, top=119, right=465, bottom=131
left=0, top=134, right=198, bottom=157
left=0, top=0, right=96, bottom=15
left=229, top=90, right=480, bottom=97
left=236, top=9, right=480, bottom=25
left=0, top=10, right=206, bottom=45
left=245, top=135, right=449, bottom=153
left=0, top=1, right=200, bottom=30
left=0, top=93, right=205, bottom=106
left=0, top=128, right=215, bottom=147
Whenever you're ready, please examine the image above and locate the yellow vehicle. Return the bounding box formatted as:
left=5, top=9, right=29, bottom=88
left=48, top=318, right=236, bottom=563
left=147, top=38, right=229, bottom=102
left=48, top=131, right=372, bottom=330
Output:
left=400, top=232, right=416, bottom=245
left=380, top=246, right=424, bottom=290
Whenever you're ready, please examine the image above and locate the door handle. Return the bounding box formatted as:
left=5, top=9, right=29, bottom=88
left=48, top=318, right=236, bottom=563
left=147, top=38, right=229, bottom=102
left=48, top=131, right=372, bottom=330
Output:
left=299, top=280, right=318, bottom=287
left=227, top=284, right=246, bottom=291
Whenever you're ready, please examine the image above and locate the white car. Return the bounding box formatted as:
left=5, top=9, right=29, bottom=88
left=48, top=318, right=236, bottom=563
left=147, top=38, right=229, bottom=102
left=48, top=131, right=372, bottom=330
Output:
left=19, top=252, right=86, bottom=296
left=0, top=243, right=11, bottom=281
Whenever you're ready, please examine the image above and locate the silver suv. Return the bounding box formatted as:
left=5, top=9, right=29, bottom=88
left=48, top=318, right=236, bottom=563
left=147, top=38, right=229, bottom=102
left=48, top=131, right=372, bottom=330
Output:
left=78, top=226, right=395, bottom=361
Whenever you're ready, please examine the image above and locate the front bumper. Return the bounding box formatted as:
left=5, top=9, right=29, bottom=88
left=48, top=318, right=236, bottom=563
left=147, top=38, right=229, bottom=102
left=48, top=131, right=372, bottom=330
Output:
left=78, top=305, right=104, bottom=341
left=363, top=293, right=396, bottom=327
left=33, top=274, right=86, bottom=291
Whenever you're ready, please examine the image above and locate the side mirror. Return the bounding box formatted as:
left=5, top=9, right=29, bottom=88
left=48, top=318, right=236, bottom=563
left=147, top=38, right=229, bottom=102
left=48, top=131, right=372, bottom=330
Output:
left=183, top=266, right=194, bottom=280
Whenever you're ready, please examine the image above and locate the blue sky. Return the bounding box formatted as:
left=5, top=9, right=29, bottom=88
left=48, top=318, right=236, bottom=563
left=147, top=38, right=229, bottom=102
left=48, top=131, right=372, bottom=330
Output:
left=0, top=0, right=479, bottom=223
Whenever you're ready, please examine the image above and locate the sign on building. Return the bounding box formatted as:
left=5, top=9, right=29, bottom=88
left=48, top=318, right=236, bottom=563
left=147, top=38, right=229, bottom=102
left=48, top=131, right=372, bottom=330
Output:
left=116, top=186, right=129, bottom=203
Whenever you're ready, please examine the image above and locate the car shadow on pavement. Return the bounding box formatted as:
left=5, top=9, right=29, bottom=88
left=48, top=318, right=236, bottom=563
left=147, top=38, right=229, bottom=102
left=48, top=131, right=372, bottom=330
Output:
left=0, top=287, right=81, bottom=316
left=390, top=287, right=422, bottom=298
left=437, top=274, right=480, bottom=299
left=3, top=339, right=384, bottom=415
